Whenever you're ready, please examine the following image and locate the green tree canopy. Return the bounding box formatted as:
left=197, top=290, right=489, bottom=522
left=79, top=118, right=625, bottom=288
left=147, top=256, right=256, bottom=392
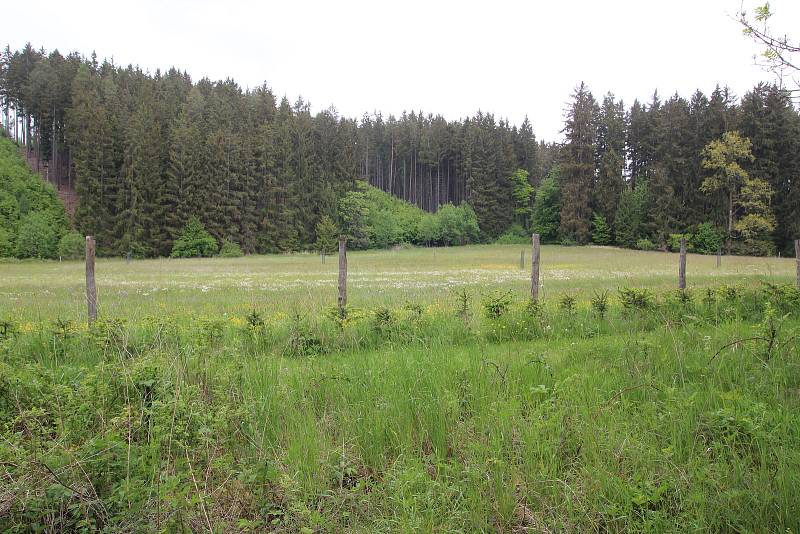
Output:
left=530, top=169, right=561, bottom=243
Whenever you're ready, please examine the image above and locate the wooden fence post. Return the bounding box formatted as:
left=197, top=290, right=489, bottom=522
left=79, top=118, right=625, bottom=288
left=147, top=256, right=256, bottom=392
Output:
left=85, top=236, right=97, bottom=326
left=338, top=236, right=347, bottom=312
left=678, top=237, right=687, bottom=291
left=531, top=234, right=540, bottom=301
left=716, top=248, right=721, bottom=268
left=795, top=239, right=800, bottom=290
left=520, top=249, right=525, bottom=270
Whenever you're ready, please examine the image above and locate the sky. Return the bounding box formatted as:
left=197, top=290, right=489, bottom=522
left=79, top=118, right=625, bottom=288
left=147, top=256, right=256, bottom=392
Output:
left=5, top=0, right=799, bottom=140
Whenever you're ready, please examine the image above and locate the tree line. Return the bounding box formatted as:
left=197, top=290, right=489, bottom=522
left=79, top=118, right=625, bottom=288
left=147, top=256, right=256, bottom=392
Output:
left=555, top=82, right=799, bottom=256
left=1, top=44, right=798, bottom=257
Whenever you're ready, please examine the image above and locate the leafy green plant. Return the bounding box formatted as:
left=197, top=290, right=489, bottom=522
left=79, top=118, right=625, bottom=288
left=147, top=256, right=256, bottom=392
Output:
left=219, top=240, right=244, bottom=257
left=692, top=222, right=723, bottom=254
left=57, top=231, right=85, bottom=259
left=635, top=238, right=656, bottom=251
left=16, top=212, right=59, bottom=259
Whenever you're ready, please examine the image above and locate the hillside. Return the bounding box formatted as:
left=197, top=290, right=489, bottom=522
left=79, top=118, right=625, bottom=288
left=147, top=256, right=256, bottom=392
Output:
left=0, top=134, right=71, bottom=258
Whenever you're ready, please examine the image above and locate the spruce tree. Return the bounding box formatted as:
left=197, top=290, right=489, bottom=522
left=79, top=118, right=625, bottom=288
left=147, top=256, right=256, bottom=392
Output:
left=559, top=82, right=597, bottom=243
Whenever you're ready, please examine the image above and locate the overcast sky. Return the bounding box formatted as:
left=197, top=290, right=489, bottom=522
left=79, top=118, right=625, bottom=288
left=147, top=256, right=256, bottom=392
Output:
left=5, top=0, right=798, bottom=140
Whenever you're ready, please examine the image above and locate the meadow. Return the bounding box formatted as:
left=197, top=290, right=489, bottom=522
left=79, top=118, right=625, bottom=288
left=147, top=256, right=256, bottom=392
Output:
left=1, top=244, right=799, bottom=532
left=0, top=244, right=795, bottom=322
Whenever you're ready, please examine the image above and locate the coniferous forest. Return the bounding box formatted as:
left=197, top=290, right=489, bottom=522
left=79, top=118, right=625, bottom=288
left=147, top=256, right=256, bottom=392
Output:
left=1, top=44, right=799, bottom=257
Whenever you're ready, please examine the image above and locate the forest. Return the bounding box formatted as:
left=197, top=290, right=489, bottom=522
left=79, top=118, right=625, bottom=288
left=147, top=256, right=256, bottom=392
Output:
left=1, top=43, right=798, bottom=257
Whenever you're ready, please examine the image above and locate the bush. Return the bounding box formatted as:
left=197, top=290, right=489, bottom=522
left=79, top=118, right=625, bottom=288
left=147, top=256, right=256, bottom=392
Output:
left=668, top=233, right=690, bottom=252
left=437, top=203, right=479, bottom=246
left=219, top=240, right=243, bottom=257
left=170, top=217, right=218, bottom=258
left=495, top=223, right=529, bottom=244
left=692, top=222, right=723, bottom=254
left=618, top=287, right=655, bottom=310
left=15, top=212, right=58, bottom=259
left=57, top=231, right=85, bottom=259
left=416, top=213, right=441, bottom=245
left=636, top=238, right=656, bottom=251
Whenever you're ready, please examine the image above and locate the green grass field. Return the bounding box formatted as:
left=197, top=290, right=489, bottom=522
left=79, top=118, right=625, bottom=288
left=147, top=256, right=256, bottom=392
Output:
left=1, top=244, right=795, bottom=322
left=2, top=245, right=799, bottom=532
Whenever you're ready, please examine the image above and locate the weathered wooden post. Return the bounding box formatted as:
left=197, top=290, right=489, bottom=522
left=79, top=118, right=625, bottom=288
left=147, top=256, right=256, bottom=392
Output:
left=85, top=236, right=97, bottom=326
left=795, top=239, right=800, bottom=290
left=678, top=237, right=687, bottom=291
left=531, top=234, right=540, bottom=300
left=519, top=249, right=525, bottom=270
left=338, top=235, right=347, bottom=312
left=716, top=248, right=721, bottom=268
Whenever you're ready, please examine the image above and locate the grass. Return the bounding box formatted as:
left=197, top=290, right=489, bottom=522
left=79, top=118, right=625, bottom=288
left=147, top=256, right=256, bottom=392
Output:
left=1, top=245, right=799, bottom=531
left=0, top=244, right=795, bottom=323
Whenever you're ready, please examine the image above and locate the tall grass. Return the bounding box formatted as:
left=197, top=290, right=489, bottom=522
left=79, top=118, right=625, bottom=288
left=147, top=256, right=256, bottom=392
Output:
left=1, top=282, right=799, bottom=531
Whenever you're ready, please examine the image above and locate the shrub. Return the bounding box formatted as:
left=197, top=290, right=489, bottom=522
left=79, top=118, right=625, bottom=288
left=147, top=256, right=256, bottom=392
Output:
left=219, top=240, right=243, bottom=257
left=495, top=223, right=529, bottom=244
left=559, top=294, right=577, bottom=314
left=57, top=231, right=85, bottom=259
left=635, top=238, right=656, bottom=251
left=437, top=203, right=479, bottom=246
left=170, top=217, right=218, bottom=258
left=590, top=290, right=609, bottom=318
left=668, top=233, right=690, bottom=252
left=692, top=222, right=723, bottom=254
left=618, top=287, right=654, bottom=311
left=482, top=291, right=513, bottom=319
left=15, top=212, right=58, bottom=259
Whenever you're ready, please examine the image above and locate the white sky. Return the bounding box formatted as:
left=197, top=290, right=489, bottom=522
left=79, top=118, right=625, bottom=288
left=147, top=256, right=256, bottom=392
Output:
left=5, top=0, right=798, bottom=140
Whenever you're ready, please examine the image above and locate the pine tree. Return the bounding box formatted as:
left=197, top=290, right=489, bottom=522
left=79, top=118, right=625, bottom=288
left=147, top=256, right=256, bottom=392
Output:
left=614, top=183, right=648, bottom=248
left=65, top=64, right=105, bottom=240
left=591, top=213, right=611, bottom=245
left=559, top=82, right=597, bottom=243
left=314, top=214, right=339, bottom=254
left=594, top=93, right=626, bottom=226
